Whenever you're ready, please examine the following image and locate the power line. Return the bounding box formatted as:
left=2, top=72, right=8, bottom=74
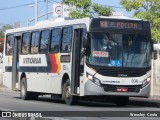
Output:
left=0, top=1, right=45, bottom=11
left=48, top=0, right=60, bottom=3
left=0, top=1, right=123, bottom=11
left=0, top=3, right=34, bottom=11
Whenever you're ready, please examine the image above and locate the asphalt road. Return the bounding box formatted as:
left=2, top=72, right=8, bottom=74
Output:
left=0, top=91, right=160, bottom=120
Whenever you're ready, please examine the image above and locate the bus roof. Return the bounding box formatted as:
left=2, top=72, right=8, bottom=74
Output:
left=5, top=17, right=90, bottom=34
left=98, top=16, right=143, bottom=21
left=5, top=16, right=146, bottom=34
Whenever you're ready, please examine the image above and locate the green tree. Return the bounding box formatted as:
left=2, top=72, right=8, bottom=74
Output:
left=0, top=24, right=13, bottom=38
left=62, top=0, right=114, bottom=18
left=92, top=3, right=113, bottom=16
left=120, top=0, right=160, bottom=42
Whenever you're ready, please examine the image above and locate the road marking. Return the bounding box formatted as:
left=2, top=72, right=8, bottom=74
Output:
left=43, top=117, right=70, bottom=120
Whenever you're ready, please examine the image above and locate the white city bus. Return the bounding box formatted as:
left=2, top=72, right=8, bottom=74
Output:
left=3, top=16, right=152, bottom=106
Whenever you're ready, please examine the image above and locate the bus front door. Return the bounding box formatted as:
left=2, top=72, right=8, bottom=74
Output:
left=71, top=29, right=83, bottom=94
left=12, top=35, right=21, bottom=90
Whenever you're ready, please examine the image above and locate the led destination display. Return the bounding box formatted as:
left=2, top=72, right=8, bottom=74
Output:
left=89, top=18, right=150, bottom=31
left=100, top=21, right=142, bottom=30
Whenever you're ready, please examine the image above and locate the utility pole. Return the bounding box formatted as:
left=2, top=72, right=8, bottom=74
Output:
left=35, top=0, right=38, bottom=24
left=61, top=3, right=63, bottom=17
left=46, top=0, right=48, bottom=20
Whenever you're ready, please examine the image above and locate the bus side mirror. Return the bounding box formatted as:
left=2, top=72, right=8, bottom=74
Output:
left=82, top=29, right=88, bottom=49
left=82, top=36, right=87, bottom=48
left=153, top=50, right=157, bottom=60
left=81, top=35, right=87, bottom=58
left=151, top=41, right=154, bottom=52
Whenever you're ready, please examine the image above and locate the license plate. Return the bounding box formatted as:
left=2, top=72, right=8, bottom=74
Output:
left=116, top=88, right=128, bottom=92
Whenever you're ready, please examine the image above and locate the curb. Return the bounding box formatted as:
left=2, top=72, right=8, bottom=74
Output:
left=0, top=85, right=19, bottom=93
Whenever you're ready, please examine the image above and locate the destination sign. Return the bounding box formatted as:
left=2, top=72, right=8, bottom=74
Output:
left=100, top=21, right=142, bottom=30
left=89, top=18, right=150, bottom=31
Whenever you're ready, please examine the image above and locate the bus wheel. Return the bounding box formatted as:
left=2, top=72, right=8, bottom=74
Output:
left=115, top=96, right=129, bottom=107
left=20, top=77, right=31, bottom=100
left=63, top=79, right=78, bottom=105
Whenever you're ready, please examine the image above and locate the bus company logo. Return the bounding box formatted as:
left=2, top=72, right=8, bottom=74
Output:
left=118, top=74, right=128, bottom=77
left=102, top=81, right=120, bottom=83
left=23, top=57, right=41, bottom=64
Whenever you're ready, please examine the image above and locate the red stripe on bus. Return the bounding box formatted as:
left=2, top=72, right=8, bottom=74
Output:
left=49, top=54, right=58, bottom=73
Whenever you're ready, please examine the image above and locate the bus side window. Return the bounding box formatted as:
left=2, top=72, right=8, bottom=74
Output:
left=61, top=27, right=73, bottom=52
left=6, top=35, right=14, bottom=55
left=40, top=30, right=50, bottom=53
left=50, top=28, right=61, bottom=53
left=31, top=31, right=39, bottom=54
left=22, top=32, right=30, bottom=54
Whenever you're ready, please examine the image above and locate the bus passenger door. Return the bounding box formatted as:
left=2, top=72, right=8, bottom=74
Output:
left=71, top=29, right=83, bottom=94
left=12, top=35, right=21, bottom=90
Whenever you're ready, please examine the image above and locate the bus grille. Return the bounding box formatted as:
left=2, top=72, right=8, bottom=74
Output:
left=101, top=84, right=142, bottom=93
left=98, top=69, right=147, bottom=77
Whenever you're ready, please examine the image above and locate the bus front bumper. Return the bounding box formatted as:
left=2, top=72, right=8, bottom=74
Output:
left=84, top=80, right=151, bottom=97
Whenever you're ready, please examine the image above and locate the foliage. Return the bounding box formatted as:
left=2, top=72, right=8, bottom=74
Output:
left=62, top=0, right=91, bottom=9
left=62, top=0, right=114, bottom=18
left=92, top=3, right=114, bottom=16
left=0, top=24, right=13, bottom=38
left=62, top=0, right=91, bottom=18
left=120, top=0, right=160, bottom=42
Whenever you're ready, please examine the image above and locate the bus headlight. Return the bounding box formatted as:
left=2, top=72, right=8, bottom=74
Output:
left=146, top=77, right=151, bottom=82
left=142, top=77, right=151, bottom=87
left=87, top=73, right=93, bottom=80
left=87, top=73, right=101, bottom=86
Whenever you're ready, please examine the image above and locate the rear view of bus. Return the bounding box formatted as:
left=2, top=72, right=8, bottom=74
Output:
left=83, top=17, right=151, bottom=106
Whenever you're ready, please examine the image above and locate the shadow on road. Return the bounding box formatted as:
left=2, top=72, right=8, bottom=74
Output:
left=128, top=99, right=160, bottom=108
left=13, top=95, right=160, bottom=108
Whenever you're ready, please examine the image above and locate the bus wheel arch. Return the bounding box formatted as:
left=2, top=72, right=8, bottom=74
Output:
left=20, top=73, right=38, bottom=100
left=61, top=73, right=78, bottom=105
left=20, top=72, right=26, bottom=83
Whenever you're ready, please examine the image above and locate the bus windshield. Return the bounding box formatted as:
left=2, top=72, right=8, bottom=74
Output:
left=87, top=32, right=151, bottom=68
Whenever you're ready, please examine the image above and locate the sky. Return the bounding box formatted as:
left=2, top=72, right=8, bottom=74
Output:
left=0, top=0, right=134, bottom=27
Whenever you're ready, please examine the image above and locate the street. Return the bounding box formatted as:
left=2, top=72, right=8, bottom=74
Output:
left=0, top=91, right=160, bottom=120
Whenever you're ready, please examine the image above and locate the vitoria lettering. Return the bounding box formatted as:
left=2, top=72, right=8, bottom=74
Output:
left=23, top=58, right=41, bottom=64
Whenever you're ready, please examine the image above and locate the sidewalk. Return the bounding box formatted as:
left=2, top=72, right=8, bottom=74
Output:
left=0, top=85, right=19, bottom=93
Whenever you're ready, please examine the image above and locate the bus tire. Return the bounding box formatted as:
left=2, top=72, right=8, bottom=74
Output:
left=20, top=77, right=31, bottom=100
left=63, top=79, right=78, bottom=105
left=115, top=96, right=129, bottom=107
